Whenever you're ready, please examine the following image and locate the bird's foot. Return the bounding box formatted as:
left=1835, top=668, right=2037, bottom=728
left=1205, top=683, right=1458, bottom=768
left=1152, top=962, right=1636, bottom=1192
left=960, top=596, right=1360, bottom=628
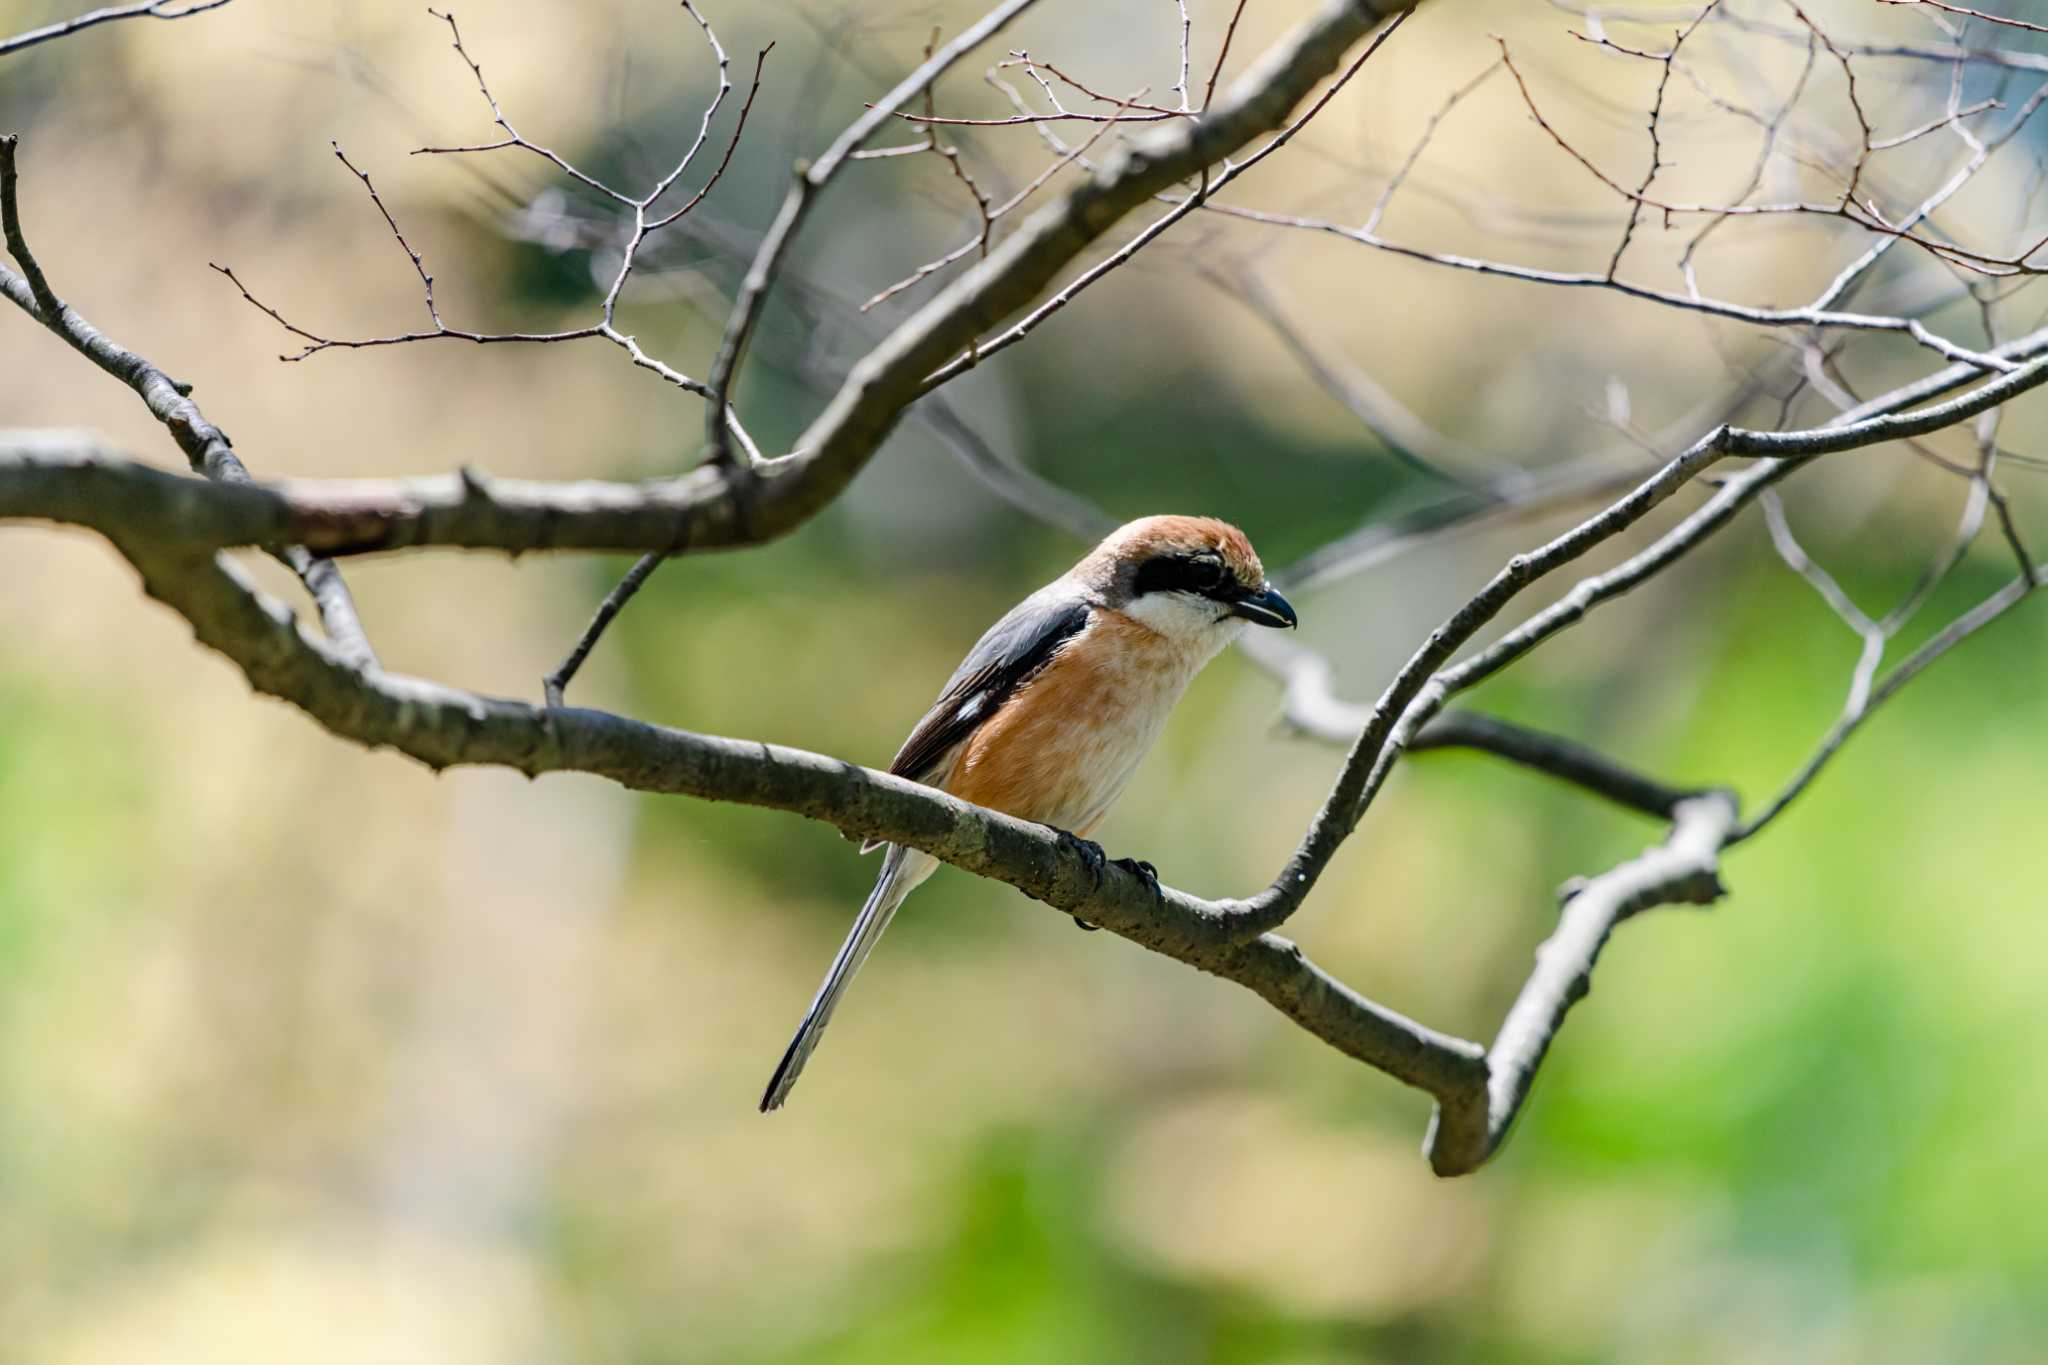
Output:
left=1050, top=835, right=1161, bottom=929
left=1055, top=828, right=1108, bottom=930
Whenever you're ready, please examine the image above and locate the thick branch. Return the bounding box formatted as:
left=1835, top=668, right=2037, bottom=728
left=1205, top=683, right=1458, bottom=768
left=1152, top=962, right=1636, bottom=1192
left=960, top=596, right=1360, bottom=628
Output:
left=24, top=436, right=2033, bottom=1183
left=52, top=505, right=1486, bottom=1110
left=0, top=448, right=750, bottom=555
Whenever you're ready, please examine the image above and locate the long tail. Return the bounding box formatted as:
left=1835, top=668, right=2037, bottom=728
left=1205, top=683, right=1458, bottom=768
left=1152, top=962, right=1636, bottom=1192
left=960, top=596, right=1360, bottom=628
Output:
left=760, top=845, right=928, bottom=1112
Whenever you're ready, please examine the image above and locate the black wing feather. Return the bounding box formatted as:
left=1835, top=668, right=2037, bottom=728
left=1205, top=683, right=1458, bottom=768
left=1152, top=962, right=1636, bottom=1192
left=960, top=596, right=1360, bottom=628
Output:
left=887, top=589, right=1091, bottom=784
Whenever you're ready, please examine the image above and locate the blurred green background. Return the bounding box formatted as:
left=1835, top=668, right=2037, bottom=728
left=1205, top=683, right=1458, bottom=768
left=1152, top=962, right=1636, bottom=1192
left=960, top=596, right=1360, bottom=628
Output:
left=3, top=1, right=2046, bottom=1361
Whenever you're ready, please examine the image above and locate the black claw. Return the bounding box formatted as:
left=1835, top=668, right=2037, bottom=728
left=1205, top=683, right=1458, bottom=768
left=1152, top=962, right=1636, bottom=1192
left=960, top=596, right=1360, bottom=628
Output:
left=1057, top=828, right=1108, bottom=885
left=1113, top=857, right=1159, bottom=890
left=1055, top=827, right=1109, bottom=930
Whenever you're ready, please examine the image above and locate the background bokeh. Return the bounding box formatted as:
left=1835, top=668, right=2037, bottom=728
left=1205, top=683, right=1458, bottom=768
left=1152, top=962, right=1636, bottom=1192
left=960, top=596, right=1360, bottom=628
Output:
left=3, top=1, right=2046, bottom=1361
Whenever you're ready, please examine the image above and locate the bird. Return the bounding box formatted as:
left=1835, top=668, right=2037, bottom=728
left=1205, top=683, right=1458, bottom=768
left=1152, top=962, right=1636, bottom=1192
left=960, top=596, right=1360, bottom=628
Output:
left=760, top=515, right=1298, bottom=1111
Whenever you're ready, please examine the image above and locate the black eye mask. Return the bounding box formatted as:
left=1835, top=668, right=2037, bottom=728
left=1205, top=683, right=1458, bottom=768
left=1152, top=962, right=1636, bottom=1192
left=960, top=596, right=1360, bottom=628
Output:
left=1133, top=551, right=1235, bottom=599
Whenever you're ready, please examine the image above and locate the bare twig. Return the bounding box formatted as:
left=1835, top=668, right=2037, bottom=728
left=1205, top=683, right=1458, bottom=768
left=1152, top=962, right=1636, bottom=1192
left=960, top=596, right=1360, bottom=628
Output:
left=1604, top=2, right=1719, bottom=279
left=916, top=6, right=1416, bottom=395
left=1202, top=0, right=1250, bottom=110
left=0, top=0, right=231, bottom=59
left=1874, top=0, right=2048, bottom=34
left=702, top=0, right=1045, bottom=466
left=875, top=108, right=1176, bottom=127
left=214, top=7, right=774, bottom=469
left=1735, top=568, right=2043, bottom=840
left=1210, top=266, right=1487, bottom=487
left=993, top=55, right=1186, bottom=118
left=1677, top=29, right=1816, bottom=297
left=1492, top=33, right=2048, bottom=282
left=1254, top=637, right=1704, bottom=819
left=1203, top=200, right=2027, bottom=372
left=1365, top=58, right=1502, bottom=236
left=544, top=550, right=672, bottom=706
left=648, top=36, right=773, bottom=231
left=417, top=6, right=632, bottom=201
left=1171, top=0, right=1192, bottom=112
left=862, top=89, right=1132, bottom=313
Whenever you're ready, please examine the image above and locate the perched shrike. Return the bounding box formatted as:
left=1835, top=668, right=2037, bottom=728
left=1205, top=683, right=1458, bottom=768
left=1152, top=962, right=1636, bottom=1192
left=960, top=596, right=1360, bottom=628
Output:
left=761, top=515, right=1297, bottom=1111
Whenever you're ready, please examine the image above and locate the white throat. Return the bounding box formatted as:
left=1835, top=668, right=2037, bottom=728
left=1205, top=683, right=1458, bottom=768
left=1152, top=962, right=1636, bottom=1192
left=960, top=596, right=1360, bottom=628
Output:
left=1117, top=590, right=1247, bottom=658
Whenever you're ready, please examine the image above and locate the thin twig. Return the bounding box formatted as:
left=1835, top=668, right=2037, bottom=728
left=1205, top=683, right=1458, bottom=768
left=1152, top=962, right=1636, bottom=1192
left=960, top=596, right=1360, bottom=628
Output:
left=863, top=88, right=1135, bottom=312
left=545, top=550, right=671, bottom=706
left=1202, top=0, right=1250, bottom=110
left=1365, top=58, right=1501, bottom=236
left=1211, top=266, right=1483, bottom=486
left=1735, top=568, right=2043, bottom=839
left=917, top=9, right=1412, bottom=394
left=702, top=0, right=1043, bottom=465
left=1493, top=31, right=2048, bottom=281
left=1171, top=0, right=1192, bottom=112
left=0, top=0, right=232, bottom=59
left=216, top=6, right=770, bottom=464
left=1874, top=0, right=2048, bottom=35
left=1605, top=3, right=1720, bottom=280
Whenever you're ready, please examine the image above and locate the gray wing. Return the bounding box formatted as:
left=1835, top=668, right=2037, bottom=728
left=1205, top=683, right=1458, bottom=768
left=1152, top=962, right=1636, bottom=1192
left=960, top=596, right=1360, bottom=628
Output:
left=886, top=585, right=1091, bottom=785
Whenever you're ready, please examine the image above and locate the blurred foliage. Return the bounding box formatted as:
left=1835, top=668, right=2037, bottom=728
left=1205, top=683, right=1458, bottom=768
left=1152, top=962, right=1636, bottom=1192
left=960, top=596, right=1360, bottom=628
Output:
left=3, top=1, right=2048, bottom=1362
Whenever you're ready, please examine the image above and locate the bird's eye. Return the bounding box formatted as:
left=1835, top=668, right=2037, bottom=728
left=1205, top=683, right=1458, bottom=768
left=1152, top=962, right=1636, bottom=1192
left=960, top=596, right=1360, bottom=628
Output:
left=1188, top=555, right=1226, bottom=591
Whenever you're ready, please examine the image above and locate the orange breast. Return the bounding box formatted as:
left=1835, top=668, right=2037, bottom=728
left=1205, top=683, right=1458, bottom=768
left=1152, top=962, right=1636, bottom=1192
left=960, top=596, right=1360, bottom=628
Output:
left=943, top=611, right=1211, bottom=833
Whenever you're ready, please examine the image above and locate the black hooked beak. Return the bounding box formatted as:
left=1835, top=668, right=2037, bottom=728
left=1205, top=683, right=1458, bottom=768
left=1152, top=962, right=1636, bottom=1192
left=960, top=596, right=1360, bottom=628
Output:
left=1228, top=585, right=1298, bottom=630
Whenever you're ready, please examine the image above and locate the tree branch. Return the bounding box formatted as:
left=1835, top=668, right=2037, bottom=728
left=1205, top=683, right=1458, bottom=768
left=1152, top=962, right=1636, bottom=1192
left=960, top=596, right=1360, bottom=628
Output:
left=701, top=0, right=1046, bottom=464
left=1412, top=712, right=1702, bottom=821
left=0, top=134, right=376, bottom=668
left=0, top=0, right=231, bottom=59
left=1425, top=792, right=1738, bottom=1176
left=40, top=495, right=1492, bottom=1116
left=543, top=548, right=671, bottom=706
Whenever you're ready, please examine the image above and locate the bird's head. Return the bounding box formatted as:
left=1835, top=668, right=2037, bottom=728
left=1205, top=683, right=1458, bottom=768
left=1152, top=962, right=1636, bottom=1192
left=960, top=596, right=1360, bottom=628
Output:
left=1082, top=515, right=1298, bottom=641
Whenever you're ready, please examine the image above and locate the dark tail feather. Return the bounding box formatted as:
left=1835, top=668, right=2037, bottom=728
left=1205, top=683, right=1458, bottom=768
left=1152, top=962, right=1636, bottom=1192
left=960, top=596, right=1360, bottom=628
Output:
left=760, top=847, right=916, bottom=1112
